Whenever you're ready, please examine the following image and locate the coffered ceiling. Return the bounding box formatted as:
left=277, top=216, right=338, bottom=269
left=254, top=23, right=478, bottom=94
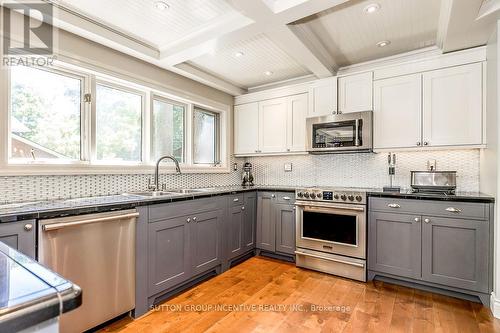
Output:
left=10, top=0, right=500, bottom=95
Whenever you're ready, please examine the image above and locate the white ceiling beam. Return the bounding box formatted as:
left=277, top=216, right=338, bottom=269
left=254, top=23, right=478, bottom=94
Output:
left=275, top=0, right=351, bottom=24
left=436, top=0, right=454, bottom=51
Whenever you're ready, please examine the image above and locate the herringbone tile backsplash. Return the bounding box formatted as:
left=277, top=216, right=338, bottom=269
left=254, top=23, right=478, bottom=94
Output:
left=0, top=150, right=480, bottom=203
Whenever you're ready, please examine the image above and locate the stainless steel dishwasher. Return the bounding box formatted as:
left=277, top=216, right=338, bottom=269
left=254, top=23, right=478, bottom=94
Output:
left=38, top=209, right=138, bottom=333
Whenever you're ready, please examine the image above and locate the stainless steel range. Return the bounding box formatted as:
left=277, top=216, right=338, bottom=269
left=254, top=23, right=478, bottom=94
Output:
left=295, top=187, right=367, bottom=282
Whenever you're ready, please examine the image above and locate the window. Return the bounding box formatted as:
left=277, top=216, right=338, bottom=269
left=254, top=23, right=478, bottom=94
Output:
left=10, top=65, right=82, bottom=161
left=193, top=107, right=219, bottom=164
left=95, top=83, right=143, bottom=162
left=151, top=98, right=185, bottom=162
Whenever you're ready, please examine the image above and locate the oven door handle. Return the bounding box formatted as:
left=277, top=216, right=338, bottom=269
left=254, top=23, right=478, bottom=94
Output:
left=295, top=251, right=365, bottom=268
left=355, top=119, right=360, bottom=146
left=295, top=202, right=365, bottom=212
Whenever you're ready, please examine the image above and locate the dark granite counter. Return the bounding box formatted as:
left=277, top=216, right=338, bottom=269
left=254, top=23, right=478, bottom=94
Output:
left=0, top=242, right=81, bottom=332
left=0, top=185, right=296, bottom=223
left=367, top=189, right=495, bottom=203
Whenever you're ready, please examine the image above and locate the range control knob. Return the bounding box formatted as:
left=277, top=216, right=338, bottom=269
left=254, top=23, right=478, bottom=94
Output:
left=348, top=195, right=354, bottom=201
left=334, top=194, right=339, bottom=200
left=316, top=192, right=322, bottom=199
left=355, top=195, right=363, bottom=202
left=310, top=192, right=316, bottom=199
left=304, top=192, right=310, bottom=198
left=297, top=192, right=303, bottom=198
left=340, top=194, right=347, bottom=201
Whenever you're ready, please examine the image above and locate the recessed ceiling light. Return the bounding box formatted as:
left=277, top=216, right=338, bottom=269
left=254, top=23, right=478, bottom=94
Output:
left=376, top=40, right=391, bottom=47
left=154, top=1, right=170, bottom=11
left=235, top=51, right=244, bottom=57
left=364, top=3, right=380, bottom=14
left=264, top=71, right=273, bottom=76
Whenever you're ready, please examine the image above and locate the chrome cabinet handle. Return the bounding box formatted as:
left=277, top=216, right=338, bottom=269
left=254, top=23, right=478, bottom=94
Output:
left=423, top=141, right=429, bottom=146
left=416, top=142, right=421, bottom=146
left=192, top=217, right=197, bottom=222
left=388, top=203, right=401, bottom=208
left=241, top=206, right=245, bottom=211
left=424, top=218, right=431, bottom=223
left=271, top=194, right=276, bottom=198
left=446, top=207, right=462, bottom=213
left=24, top=223, right=33, bottom=231
left=186, top=218, right=191, bottom=223
left=233, top=198, right=239, bottom=202
left=414, top=218, right=420, bottom=222
left=283, top=196, right=291, bottom=201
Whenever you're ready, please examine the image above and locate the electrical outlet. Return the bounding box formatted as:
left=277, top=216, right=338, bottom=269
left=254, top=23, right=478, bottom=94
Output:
left=427, top=159, right=437, bottom=171
left=284, top=163, right=293, bottom=172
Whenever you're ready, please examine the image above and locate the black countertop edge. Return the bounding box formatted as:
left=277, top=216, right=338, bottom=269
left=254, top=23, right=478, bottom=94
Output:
left=0, top=242, right=82, bottom=332
left=0, top=186, right=296, bottom=223
left=367, top=191, right=495, bottom=203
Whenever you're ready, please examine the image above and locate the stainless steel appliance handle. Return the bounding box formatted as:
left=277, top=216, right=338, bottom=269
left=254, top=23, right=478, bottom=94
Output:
left=295, top=201, right=365, bottom=212
left=355, top=119, right=360, bottom=146
left=295, top=251, right=365, bottom=268
left=43, top=212, right=139, bottom=231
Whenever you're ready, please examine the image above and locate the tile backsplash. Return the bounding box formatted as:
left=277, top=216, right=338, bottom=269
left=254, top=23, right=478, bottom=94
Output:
left=0, top=150, right=480, bottom=203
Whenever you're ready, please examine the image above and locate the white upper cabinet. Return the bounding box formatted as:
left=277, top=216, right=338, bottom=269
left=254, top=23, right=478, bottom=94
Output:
left=374, top=74, right=422, bottom=149
left=338, top=72, right=373, bottom=113
left=422, top=63, right=483, bottom=147
left=259, top=97, right=288, bottom=153
left=286, top=93, right=308, bottom=152
left=234, top=103, right=259, bottom=154
left=308, top=77, right=337, bottom=117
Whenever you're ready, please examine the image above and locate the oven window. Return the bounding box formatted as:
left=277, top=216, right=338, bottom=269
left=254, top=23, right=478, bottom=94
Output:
left=312, top=120, right=362, bottom=148
left=302, top=211, right=357, bottom=245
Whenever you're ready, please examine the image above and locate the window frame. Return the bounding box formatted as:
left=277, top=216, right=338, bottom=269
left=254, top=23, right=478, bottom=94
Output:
left=150, top=94, right=187, bottom=165
left=192, top=107, right=221, bottom=166
left=0, top=59, right=230, bottom=175
left=6, top=63, right=91, bottom=165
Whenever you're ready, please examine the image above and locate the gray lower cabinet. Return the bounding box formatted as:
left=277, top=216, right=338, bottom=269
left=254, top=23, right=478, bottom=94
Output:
left=368, top=212, right=421, bottom=279
left=242, top=192, right=256, bottom=252
left=368, top=197, right=493, bottom=303
left=0, top=220, right=35, bottom=258
left=256, top=192, right=295, bottom=256
left=227, top=205, right=244, bottom=258
left=226, top=192, right=257, bottom=260
left=148, top=199, right=224, bottom=297
left=422, top=216, right=489, bottom=293
left=275, top=203, right=296, bottom=255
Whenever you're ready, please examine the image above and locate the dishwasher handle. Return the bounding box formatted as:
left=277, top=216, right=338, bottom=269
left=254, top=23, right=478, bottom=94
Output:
left=43, top=212, right=139, bottom=231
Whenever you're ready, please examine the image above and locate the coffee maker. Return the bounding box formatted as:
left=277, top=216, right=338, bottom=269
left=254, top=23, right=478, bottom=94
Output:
left=241, top=162, right=254, bottom=186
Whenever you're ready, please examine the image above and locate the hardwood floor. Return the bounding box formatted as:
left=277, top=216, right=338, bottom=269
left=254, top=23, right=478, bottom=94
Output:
left=100, top=256, right=500, bottom=333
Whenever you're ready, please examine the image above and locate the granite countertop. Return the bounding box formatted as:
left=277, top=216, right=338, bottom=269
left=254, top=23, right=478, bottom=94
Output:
left=0, top=185, right=494, bottom=223
left=367, top=188, right=495, bottom=203
left=0, top=242, right=81, bottom=332
left=0, top=185, right=296, bottom=223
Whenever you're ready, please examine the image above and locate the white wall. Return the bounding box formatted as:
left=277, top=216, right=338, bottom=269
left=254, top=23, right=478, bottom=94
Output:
left=482, top=20, right=500, bottom=317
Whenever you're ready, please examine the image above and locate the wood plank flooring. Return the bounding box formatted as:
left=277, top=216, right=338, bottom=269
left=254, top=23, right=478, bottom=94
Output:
left=100, top=256, right=500, bottom=333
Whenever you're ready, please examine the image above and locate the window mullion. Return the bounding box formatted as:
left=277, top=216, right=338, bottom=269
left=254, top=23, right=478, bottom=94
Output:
left=89, top=74, right=97, bottom=163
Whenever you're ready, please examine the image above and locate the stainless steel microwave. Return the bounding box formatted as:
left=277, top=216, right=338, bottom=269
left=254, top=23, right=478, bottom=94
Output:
left=306, top=111, right=373, bottom=153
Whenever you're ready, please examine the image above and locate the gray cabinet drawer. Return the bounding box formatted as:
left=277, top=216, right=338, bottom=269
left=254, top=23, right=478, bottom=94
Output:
left=0, top=220, right=35, bottom=258
left=369, top=197, right=488, bottom=220
left=149, top=198, right=222, bottom=222
left=229, top=194, right=244, bottom=206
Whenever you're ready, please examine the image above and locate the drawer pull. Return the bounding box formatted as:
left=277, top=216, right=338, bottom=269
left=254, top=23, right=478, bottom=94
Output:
left=283, top=196, right=291, bottom=201
left=388, top=203, right=401, bottom=208
left=233, top=198, right=239, bottom=202
left=446, top=207, right=462, bottom=213
left=424, top=218, right=431, bottom=223
left=24, top=223, right=33, bottom=231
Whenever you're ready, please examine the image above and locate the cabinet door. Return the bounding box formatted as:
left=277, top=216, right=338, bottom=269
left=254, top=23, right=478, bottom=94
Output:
left=227, top=205, right=244, bottom=259
left=308, top=77, right=337, bottom=117
left=422, top=216, right=489, bottom=292
left=0, top=220, right=35, bottom=258
left=422, top=63, right=482, bottom=147
left=368, top=212, right=421, bottom=279
left=286, top=93, right=308, bottom=152
left=190, top=209, right=223, bottom=275
left=338, top=72, right=373, bottom=113
left=259, top=98, right=288, bottom=153
left=242, top=193, right=256, bottom=252
left=373, top=74, right=422, bottom=149
left=234, top=102, right=259, bottom=154
left=275, top=203, right=296, bottom=255
left=148, top=215, right=191, bottom=295
left=256, top=192, right=276, bottom=252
